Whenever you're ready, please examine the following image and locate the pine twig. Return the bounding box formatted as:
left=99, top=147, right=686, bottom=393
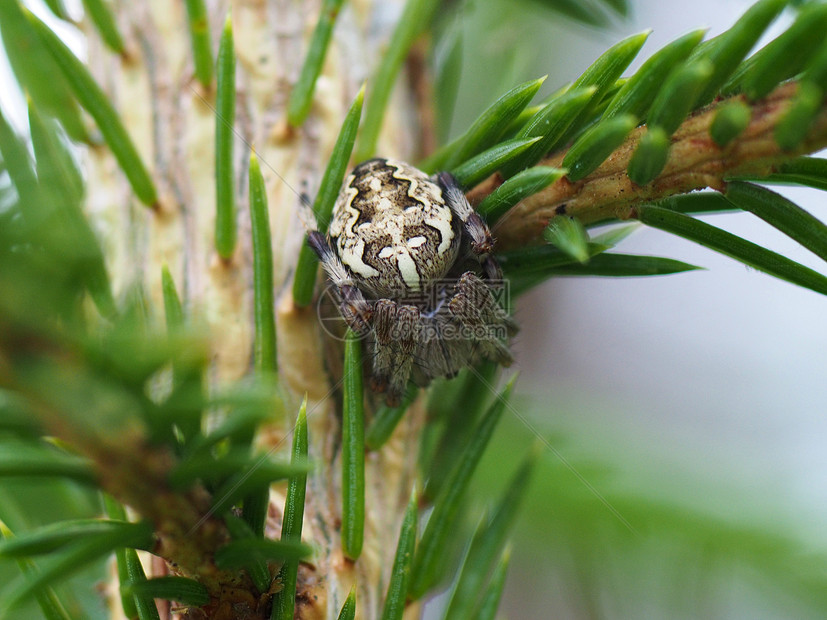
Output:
left=485, top=81, right=827, bottom=249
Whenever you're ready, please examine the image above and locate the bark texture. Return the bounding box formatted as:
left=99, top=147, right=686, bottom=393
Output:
left=83, top=1, right=423, bottom=617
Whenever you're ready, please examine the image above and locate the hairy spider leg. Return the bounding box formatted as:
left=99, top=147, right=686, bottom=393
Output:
left=372, top=300, right=422, bottom=406
left=307, top=230, right=373, bottom=335
left=389, top=305, right=420, bottom=404
left=418, top=320, right=473, bottom=379
left=436, top=171, right=503, bottom=282
left=371, top=299, right=396, bottom=392
left=411, top=285, right=474, bottom=383
left=448, top=272, right=515, bottom=366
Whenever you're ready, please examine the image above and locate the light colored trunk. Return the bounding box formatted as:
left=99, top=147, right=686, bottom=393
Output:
left=84, top=1, right=424, bottom=617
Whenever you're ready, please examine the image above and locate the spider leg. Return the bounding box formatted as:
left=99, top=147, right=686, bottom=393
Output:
left=372, top=299, right=397, bottom=393
left=448, top=271, right=514, bottom=366
left=421, top=319, right=472, bottom=380
left=436, top=171, right=503, bottom=282
left=307, top=231, right=372, bottom=335
left=371, top=299, right=421, bottom=406
left=388, top=305, right=421, bottom=405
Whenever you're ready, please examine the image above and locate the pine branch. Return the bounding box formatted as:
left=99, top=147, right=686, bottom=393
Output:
left=483, top=81, right=827, bottom=249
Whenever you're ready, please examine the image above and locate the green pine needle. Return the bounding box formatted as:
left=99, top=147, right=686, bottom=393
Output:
left=27, top=100, right=115, bottom=318
left=472, top=547, right=511, bottom=620
left=0, top=105, right=38, bottom=197
left=342, top=329, right=365, bottom=560
left=710, top=99, right=751, bottom=147
left=41, top=0, right=69, bottom=20
left=733, top=157, right=827, bottom=192
left=249, top=152, right=277, bottom=374
left=451, top=137, right=542, bottom=188
left=775, top=82, right=823, bottom=151
left=292, top=84, right=365, bottom=306
left=562, top=30, right=650, bottom=138
left=0, top=442, right=96, bottom=484
left=25, top=8, right=157, bottom=206
left=103, top=497, right=140, bottom=619
left=186, top=401, right=272, bottom=456
left=800, top=34, right=827, bottom=90
left=222, top=514, right=271, bottom=593
left=627, top=125, right=669, bottom=186
left=443, top=447, right=538, bottom=620
left=739, top=2, right=827, bottom=101
left=496, top=240, right=634, bottom=275
left=725, top=181, right=827, bottom=264
left=169, top=447, right=309, bottom=490
left=636, top=204, right=827, bottom=296
left=563, top=114, right=637, bottom=181
left=524, top=252, right=700, bottom=278
left=215, top=14, right=237, bottom=259
left=500, top=86, right=597, bottom=177
left=380, top=489, right=417, bottom=620
left=241, top=486, right=269, bottom=539
left=355, top=0, right=440, bottom=161
left=246, top=149, right=279, bottom=535
left=0, top=523, right=74, bottom=620
left=573, top=30, right=651, bottom=104
left=646, top=59, right=712, bottom=135
left=0, top=519, right=151, bottom=558
left=81, top=0, right=125, bottom=53
left=337, top=586, right=357, bottom=620
left=543, top=217, right=591, bottom=263
left=184, top=0, right=214, bottom=87
left=0, top=521, right=155, bottom=616
left=440, top=75, right=547, bottom=171
left=433, top=22, right=463, bottom=142
left=423, top=362, right=499, bottom=501
left=161, top=266, right=184, bottom=332
left=694, top=0, right=788, bottom=105
left=287, top=0, right=347, bottom=126
left=409, top=376, right=515, bottom=599
left=656, top=192, right=739, bottom=215
left=477, top=166, right=565, bottom=223
left=123, top=577, right=210, bottom=607
left=169, top=450, right=308, bottom=490
left=122, top=548, right=160, bottom=620
left=588, top=223, right=639, bottom=246
left=27, top=102, right=83, bottom=204
left=0, top=2, right=87, bottom=141
left=214, top=538, right=312, bottom=570
left=272, top=397, right=309, bottom=620
left=506, top=250, right=700, bottom=296
left=602, top=28, right=706, bottom=121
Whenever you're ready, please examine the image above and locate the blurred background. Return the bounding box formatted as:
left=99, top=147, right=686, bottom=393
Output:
left=440, top=0, right=827, bottom=617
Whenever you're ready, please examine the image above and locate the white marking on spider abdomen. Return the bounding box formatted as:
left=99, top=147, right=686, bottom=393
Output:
left=424, top=213, right=454, bottom=255
left=374, top=229, right=423, bottom=292
left=341, top=236, right=380, bottom=279
left=396, top=251, right=421, bottom=290
left=330, top=158, right=461, bottom=294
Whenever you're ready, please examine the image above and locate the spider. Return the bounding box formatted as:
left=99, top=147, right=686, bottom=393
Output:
left=307, top=158, right=517, bottom=406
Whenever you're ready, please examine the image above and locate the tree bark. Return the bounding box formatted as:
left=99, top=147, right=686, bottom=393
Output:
left=84, top=1, right=422, bottom=617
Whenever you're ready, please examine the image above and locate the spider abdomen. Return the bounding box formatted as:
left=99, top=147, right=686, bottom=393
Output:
left=329, top=158, right=461, bottom=297
left=309, top=157, right=516, bottom=406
